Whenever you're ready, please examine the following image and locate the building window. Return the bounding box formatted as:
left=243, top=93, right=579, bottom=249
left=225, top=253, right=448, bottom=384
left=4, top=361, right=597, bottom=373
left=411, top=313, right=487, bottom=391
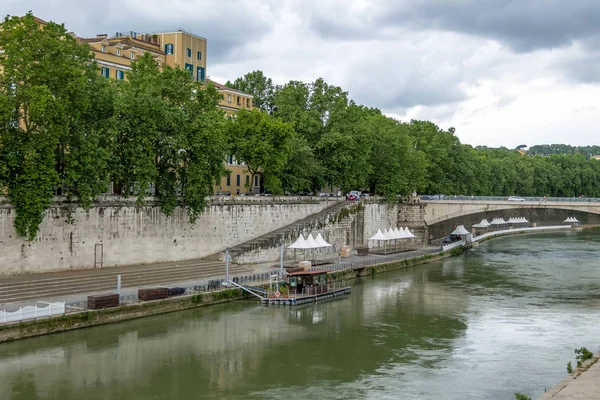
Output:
left=101, top=45, right=106, bottom=53
left=227, top=94, right=231, bottom=104
left=246, top=99, right=250, bottom=108
left=165, top=44, right=174, bottom=54
left=245, top=176, right=249, bottom=186
left=116, top=70, right=125, bottom=80
left=237, top=97, right=241, bottom=106
left=226, top=175, right=231, bottom=186
left=117, top=48, right=121, bottom=56
left=236, top=175, right=240, bottom=186
left=184, top=63, right=193, bottom=77
left=226, top=155, right=233, bottom=164
left=101, top=66, right=110, bottom=78
left=254, top=176, right=259, bottom=187
left=196, top=66, right=205, bottom=81
left=131, top=52, right=135, bottom=59
left=187, top=48, right=191, bottom=57
left=197, top=51, right=202, bottom=60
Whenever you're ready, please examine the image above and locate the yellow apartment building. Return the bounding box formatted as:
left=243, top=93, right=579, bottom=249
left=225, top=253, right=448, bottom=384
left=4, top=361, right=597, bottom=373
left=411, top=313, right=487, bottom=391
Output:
left=78, top=32, right=164, bottom=80
left=207, top=79, right=254, bottom=118
left=158, top=30, right=207, bottom=82
left=205, top=79, right=258, bottom=195
left=25, top=15, right=257, bottom=196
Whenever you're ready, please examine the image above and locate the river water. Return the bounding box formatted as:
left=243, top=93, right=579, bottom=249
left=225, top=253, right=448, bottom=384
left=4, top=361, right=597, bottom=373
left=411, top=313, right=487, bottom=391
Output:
left=2, top=229, right=600, bottom=400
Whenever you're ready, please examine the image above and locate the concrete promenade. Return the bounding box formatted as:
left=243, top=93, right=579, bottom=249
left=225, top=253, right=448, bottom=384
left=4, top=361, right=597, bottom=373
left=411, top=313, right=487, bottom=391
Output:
left=539, top=354, right=600, bottom=400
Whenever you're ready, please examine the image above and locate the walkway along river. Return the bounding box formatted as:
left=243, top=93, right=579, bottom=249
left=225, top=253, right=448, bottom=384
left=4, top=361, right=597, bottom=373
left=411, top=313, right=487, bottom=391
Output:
left=1, top=229, right=599, bottom=399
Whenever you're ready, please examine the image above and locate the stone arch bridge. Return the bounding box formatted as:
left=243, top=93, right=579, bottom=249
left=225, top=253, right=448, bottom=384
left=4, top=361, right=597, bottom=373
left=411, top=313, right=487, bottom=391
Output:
left=417, top=200, right=600, bottom=240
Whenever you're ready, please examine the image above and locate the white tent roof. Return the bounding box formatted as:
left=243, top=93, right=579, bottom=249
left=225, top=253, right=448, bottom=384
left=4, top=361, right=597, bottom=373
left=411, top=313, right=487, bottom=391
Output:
left=507, top=217, right=517, bottom=224
left=490, top=217, right=507, bottom=225
left=305, top=234, right=320, bottom=248
left=564, top=217, right=579, bottom=223
left=369, top=228, right=388, bottom=241
left=451, top=225, right=470, bottom=235
left=404, top=227, right=416, bottom=238
left=384, top=228, right=396, bottom=240
left=395, top=227, right=408, bottom=239
left=315, top=233, right=332, bottom=247
left=288, top=234, right=312, bottom=249
left=472, top=219, right=490, bottom=228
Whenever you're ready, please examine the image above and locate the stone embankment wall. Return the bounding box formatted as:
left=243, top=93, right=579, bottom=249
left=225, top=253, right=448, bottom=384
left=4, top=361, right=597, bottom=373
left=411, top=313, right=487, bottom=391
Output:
left=233, top=201, right=429, bottom=264
left=0, top=196, right=334, bottom=275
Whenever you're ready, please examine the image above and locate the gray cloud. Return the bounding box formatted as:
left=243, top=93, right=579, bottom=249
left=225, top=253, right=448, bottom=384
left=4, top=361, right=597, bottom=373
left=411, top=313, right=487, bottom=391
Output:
left=556, top=54, right=600, bottom=84
left=310, top=0, right=600, bottom=53
left=4, top=0, right=276, bottom=64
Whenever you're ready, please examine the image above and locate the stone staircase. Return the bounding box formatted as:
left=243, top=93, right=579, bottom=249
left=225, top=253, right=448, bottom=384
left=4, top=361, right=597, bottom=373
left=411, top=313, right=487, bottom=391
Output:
left=222, top=199, right=353, bottom=261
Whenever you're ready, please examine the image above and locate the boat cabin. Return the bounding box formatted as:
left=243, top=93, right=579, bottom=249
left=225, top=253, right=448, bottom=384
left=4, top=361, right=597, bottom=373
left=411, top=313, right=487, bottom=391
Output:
left=288, top=270, right=328, bottom=296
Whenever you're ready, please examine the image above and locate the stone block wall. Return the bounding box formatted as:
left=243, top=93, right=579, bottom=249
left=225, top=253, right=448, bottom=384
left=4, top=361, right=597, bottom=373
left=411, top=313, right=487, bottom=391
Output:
left=0, top=196, right=334, bottom=275
left=232, top=202, right=366, bottom=264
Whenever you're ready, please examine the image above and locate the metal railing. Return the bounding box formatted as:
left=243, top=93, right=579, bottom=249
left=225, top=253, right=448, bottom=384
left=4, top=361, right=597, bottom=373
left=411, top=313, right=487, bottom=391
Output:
left=1, top=302, right=65, bottom=324
left=312, top=247, right=441, bottom=272
left=420, top=195, right=600, bottom=203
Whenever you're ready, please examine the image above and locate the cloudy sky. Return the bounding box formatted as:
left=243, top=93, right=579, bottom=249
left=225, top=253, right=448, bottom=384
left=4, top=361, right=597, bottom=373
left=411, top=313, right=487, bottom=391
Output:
left=5, top=0, right=600, bottom=147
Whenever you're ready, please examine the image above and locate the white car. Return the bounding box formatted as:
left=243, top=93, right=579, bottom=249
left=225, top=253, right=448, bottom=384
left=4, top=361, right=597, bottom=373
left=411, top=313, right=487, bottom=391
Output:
left=508, top=196, right=526, bottom=202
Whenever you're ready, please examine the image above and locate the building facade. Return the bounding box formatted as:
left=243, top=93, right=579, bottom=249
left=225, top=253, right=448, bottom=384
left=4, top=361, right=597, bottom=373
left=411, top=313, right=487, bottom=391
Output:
left=32, top=15, right=257, bottom=196
left=158, top=31, right=207, bottom=82
left=78, top=33, right=164, bottom=80
left=205, top=79, right=258, bottom=195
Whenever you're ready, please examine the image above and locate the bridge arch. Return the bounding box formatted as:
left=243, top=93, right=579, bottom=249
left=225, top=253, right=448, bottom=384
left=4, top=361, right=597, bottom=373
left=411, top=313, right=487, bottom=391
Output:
left=422, top=201, right=600, bottom=240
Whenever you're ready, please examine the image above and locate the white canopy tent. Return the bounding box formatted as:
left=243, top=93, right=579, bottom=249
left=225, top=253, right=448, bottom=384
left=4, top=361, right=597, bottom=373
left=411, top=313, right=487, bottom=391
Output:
left=472, top=219, right=490, bottom=228
left=288, top=234, right=313, bottom=262
left=288, top=235, right=311, bottom=249
left=403, top=227, right=416, bottom=238
left=395, top=227, right=407, bottom=239
left=564, top=216, right=580, bottom=223
left=450, top=225, right=470, bottom=235
left=288, top=233, right=335, bottom=263
left=369, top=228, right=392, bottom=254
left=315, top=233, right=332, bottom=247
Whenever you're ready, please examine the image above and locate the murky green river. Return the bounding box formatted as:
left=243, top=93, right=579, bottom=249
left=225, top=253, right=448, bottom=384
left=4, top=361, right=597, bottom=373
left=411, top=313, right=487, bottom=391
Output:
left=2, top=230, right=600, bottom=400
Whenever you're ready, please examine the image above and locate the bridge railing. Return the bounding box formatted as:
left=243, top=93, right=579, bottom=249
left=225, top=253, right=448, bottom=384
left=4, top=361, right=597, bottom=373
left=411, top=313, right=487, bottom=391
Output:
left=420, top=195, right=600, bottom=203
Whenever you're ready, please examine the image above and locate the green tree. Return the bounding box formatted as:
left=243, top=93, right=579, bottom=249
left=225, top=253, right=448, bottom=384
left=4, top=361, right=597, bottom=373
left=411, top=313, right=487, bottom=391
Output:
left=112, top=53, right=227, bottom=221
left=226, top=70, right=277, bottom=113
left=0, top=12, right=114, bottom=239
left=181, top=81, right=229, bottom=222
left=280, top=135, right=321, bottom=194
left=316, top=104, right=375, bottom=192
left=228, top=109, right=294, bottom=194
left=366, top=116, right=427, bottom=199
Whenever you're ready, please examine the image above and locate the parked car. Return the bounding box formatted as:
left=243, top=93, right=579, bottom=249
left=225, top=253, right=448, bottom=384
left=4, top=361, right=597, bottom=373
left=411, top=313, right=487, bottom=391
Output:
left=346, top=190, right=361, bottom=200
left=508, top=196, right=526, bottom=202
left=347, top=194, right=358, bottom=201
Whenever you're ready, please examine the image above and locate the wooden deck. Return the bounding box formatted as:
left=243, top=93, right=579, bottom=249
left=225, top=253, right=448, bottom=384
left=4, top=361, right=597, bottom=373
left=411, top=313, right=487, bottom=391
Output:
left=260, top=287, right=351, bottom=306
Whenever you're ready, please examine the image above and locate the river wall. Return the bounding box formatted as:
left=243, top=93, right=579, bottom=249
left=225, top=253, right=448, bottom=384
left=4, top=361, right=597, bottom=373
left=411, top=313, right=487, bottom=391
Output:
left=231, top=201, right=430, bottom=264
left=0, top=196, right=336, bottom=275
